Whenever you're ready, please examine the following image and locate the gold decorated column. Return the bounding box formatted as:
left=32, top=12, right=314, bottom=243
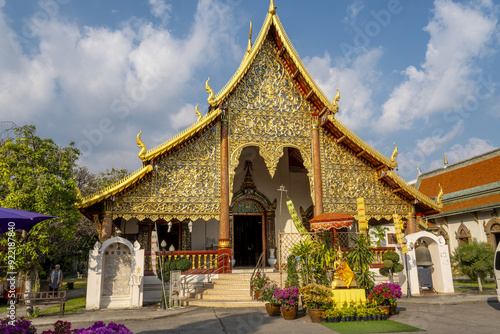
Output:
left=407, top=214, right=416, bottom=235
left=218, top=112, right=231, bottom=249
left=311, top=114, right=324, bottom=216
left=101, top=199, right=113, bottom=240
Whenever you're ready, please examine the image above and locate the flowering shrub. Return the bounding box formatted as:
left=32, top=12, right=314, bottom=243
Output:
left=368, top=283, right=402, bottom=306
left=73, top=321, right=133, bottom=334
left=299, top=283, right=333, bottom=309
left=273, top=286, right=300, bottom=310
left=41, top=320, right=73, bottom=334
left=260, top=281, right=279, bottom=305
left=40, top=321, right=132, bottom=334
left=0, top=317, right=36, bottom=334
left=250, top=272, right=270, bottom=293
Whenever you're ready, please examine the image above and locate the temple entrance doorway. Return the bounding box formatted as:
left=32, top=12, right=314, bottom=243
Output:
left=233, top=214, right=264, bottom=267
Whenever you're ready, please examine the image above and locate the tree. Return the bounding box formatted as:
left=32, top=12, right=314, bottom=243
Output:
left=453, top=239, right=494, bottom=291
left=379, top=250, right=404, bottom=284
left=0, top=125, right=81, bottom=299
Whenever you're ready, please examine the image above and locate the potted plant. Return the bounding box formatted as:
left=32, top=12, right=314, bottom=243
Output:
left=299, top=283, right=333, bottom=323
left=260, top=281, right=280, bottom=316
left=368, top=283, right=402, bottom=315
left=273, top=286, right=300, bottom=320
left=322, top=308, right=341, bottom=323
left=250, top=272, right=270, bottom=300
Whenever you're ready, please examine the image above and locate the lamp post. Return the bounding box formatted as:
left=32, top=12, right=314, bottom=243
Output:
left=160, top=240, right=167, bottom=309
left=403, top=237, right=413, bottom=298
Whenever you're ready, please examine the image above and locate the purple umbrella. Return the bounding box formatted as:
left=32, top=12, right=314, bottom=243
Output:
left=0, top=207, right=56, bottom=233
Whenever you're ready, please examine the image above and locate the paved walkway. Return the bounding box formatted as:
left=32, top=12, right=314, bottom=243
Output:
left=3, top=291, right=498, bottom=329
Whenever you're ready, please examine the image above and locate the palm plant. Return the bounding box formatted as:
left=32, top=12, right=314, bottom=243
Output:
left=346, top=234, right=375, bottom=291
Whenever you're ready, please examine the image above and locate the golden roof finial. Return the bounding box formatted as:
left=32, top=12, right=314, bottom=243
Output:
left=195, top=104, right=202, bottom=122
left=205, top=78, right=216, bottom=106
left=332, top=88, right=340, bottom=113
left=137, top=130, right=147, bottom=160
left=390, top=142, right=398, bottom=165
left=269, top=0, right=276, bottom=15
left=444, top=149, right=448, bottom=165
left=247, top=19, right=253, bottom=54
left=436, top=183, right=444, bottom=206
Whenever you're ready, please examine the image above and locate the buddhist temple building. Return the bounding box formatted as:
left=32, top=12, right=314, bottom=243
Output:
left=416, top=148, right=500, bottom=253
left=78, top=1, right=441, bottom=274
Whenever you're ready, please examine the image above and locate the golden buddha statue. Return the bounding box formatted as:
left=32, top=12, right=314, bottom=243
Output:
left=332, top=249, right=357, bottom=289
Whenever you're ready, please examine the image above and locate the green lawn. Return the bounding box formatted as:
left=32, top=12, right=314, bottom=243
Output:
left=0, top=277, right=87, bottom=315
left=39, top=295, right=86, bottom=316
left=322, top=320, right=424, bottom=334
left=64, top=277, right=87, bottom=290
left=453, top=278, right=496, bottom=292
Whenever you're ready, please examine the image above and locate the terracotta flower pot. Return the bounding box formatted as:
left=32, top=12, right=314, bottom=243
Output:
left=265, top=303, right=281, bottom=316
left=308, top=309, right=325, bottom=323
left=281, top=307, right=298, bottom=320
left=254, top=291, right=261, bottom=300
left=379, top=305, right=390, bottom=315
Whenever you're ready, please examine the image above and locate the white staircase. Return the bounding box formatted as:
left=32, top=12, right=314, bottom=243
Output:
left=184, top=268, right=286, bottom=308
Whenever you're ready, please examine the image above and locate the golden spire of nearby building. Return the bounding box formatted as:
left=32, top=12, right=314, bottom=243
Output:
left=195, top=104, right=202, bottom=122
left=137, top=130, right=147, bottom=160
left=205, top=78, right=216, bottom=106
left=332, top=88, right=340, bottom=113
left=247, top=20, right=253, bottom=54
left=444, top=149, right=448, bottom=165
left=269, top=0, right=276, bottom=15
left=390, top=142, right=398, bottom=165
left=436, top=183, right=444, bottom=206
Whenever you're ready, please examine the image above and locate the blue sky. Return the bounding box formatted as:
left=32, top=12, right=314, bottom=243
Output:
left=0, top=0, right=499, bottom=182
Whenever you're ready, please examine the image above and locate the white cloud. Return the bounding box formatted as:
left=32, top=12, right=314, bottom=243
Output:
left=149, top=0, right=172, bottom=20
left=0, top=0, right=239, bottom=174
left=346, top=1, right=364, bottom=20
left=428, top=137, right=495, bottom=169
left=375, top=0, right=498, bottom=132
left=304, top=48, right=383, bottom=130
left=170, top=103, right=198, bottom=130
left=397, top=120, right=464, bottom=176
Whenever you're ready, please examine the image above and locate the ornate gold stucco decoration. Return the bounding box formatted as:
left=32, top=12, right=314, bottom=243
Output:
left=137, top=131, right=147, bottom=160
left=247, top=20, right=253, bottom=54
left=390, top=142, right=398, bottom=166
left=321, top=131, right=414, bottom=221
left=227, top=36, right=315, bottom=202
left=332, top=88, right=340, bottom=113
left=112, top=124, right=221, bottom=222
left=195, top=104, right=202, bottom=123
left=436, top=183, right=444, bottom=206
left=205, top=78, right=217, bottom=106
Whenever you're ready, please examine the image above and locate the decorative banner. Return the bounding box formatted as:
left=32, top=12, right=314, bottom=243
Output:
left=393, top=214, right=408, bottom=254
left=286, top=199, right=308, bottom=233
left=357, top=198, right=368, bottom=232
left=151, top=226, right=159, bottom=276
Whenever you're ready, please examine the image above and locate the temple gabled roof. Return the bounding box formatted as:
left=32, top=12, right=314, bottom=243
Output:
left=78, top=1, right=441, bottom=214
left=416, top=148, right=500, bottom=216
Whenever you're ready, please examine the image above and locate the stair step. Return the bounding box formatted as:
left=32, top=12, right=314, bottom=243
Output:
left=210, top=283, right=250, bottom=290
left=202, top=289, right=250, bottom=295
left=184, top=299, right=264, bottom=308
left=196, top=294, right=254, bottom=301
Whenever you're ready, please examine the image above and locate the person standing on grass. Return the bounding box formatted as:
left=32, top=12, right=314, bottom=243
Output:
left=48, top=264, right=63, bottom=291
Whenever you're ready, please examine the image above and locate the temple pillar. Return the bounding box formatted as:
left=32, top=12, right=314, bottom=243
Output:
left=311, top=114, right=324, bottom=217
left=218, top=112, right=232, bottom=272
left=407, top=214, right=416, bottom=235
left=101, top=212, right=112, bottom=241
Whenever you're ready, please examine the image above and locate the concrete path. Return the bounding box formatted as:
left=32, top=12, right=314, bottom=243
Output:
left=4, top=292, right=499, bottom=333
